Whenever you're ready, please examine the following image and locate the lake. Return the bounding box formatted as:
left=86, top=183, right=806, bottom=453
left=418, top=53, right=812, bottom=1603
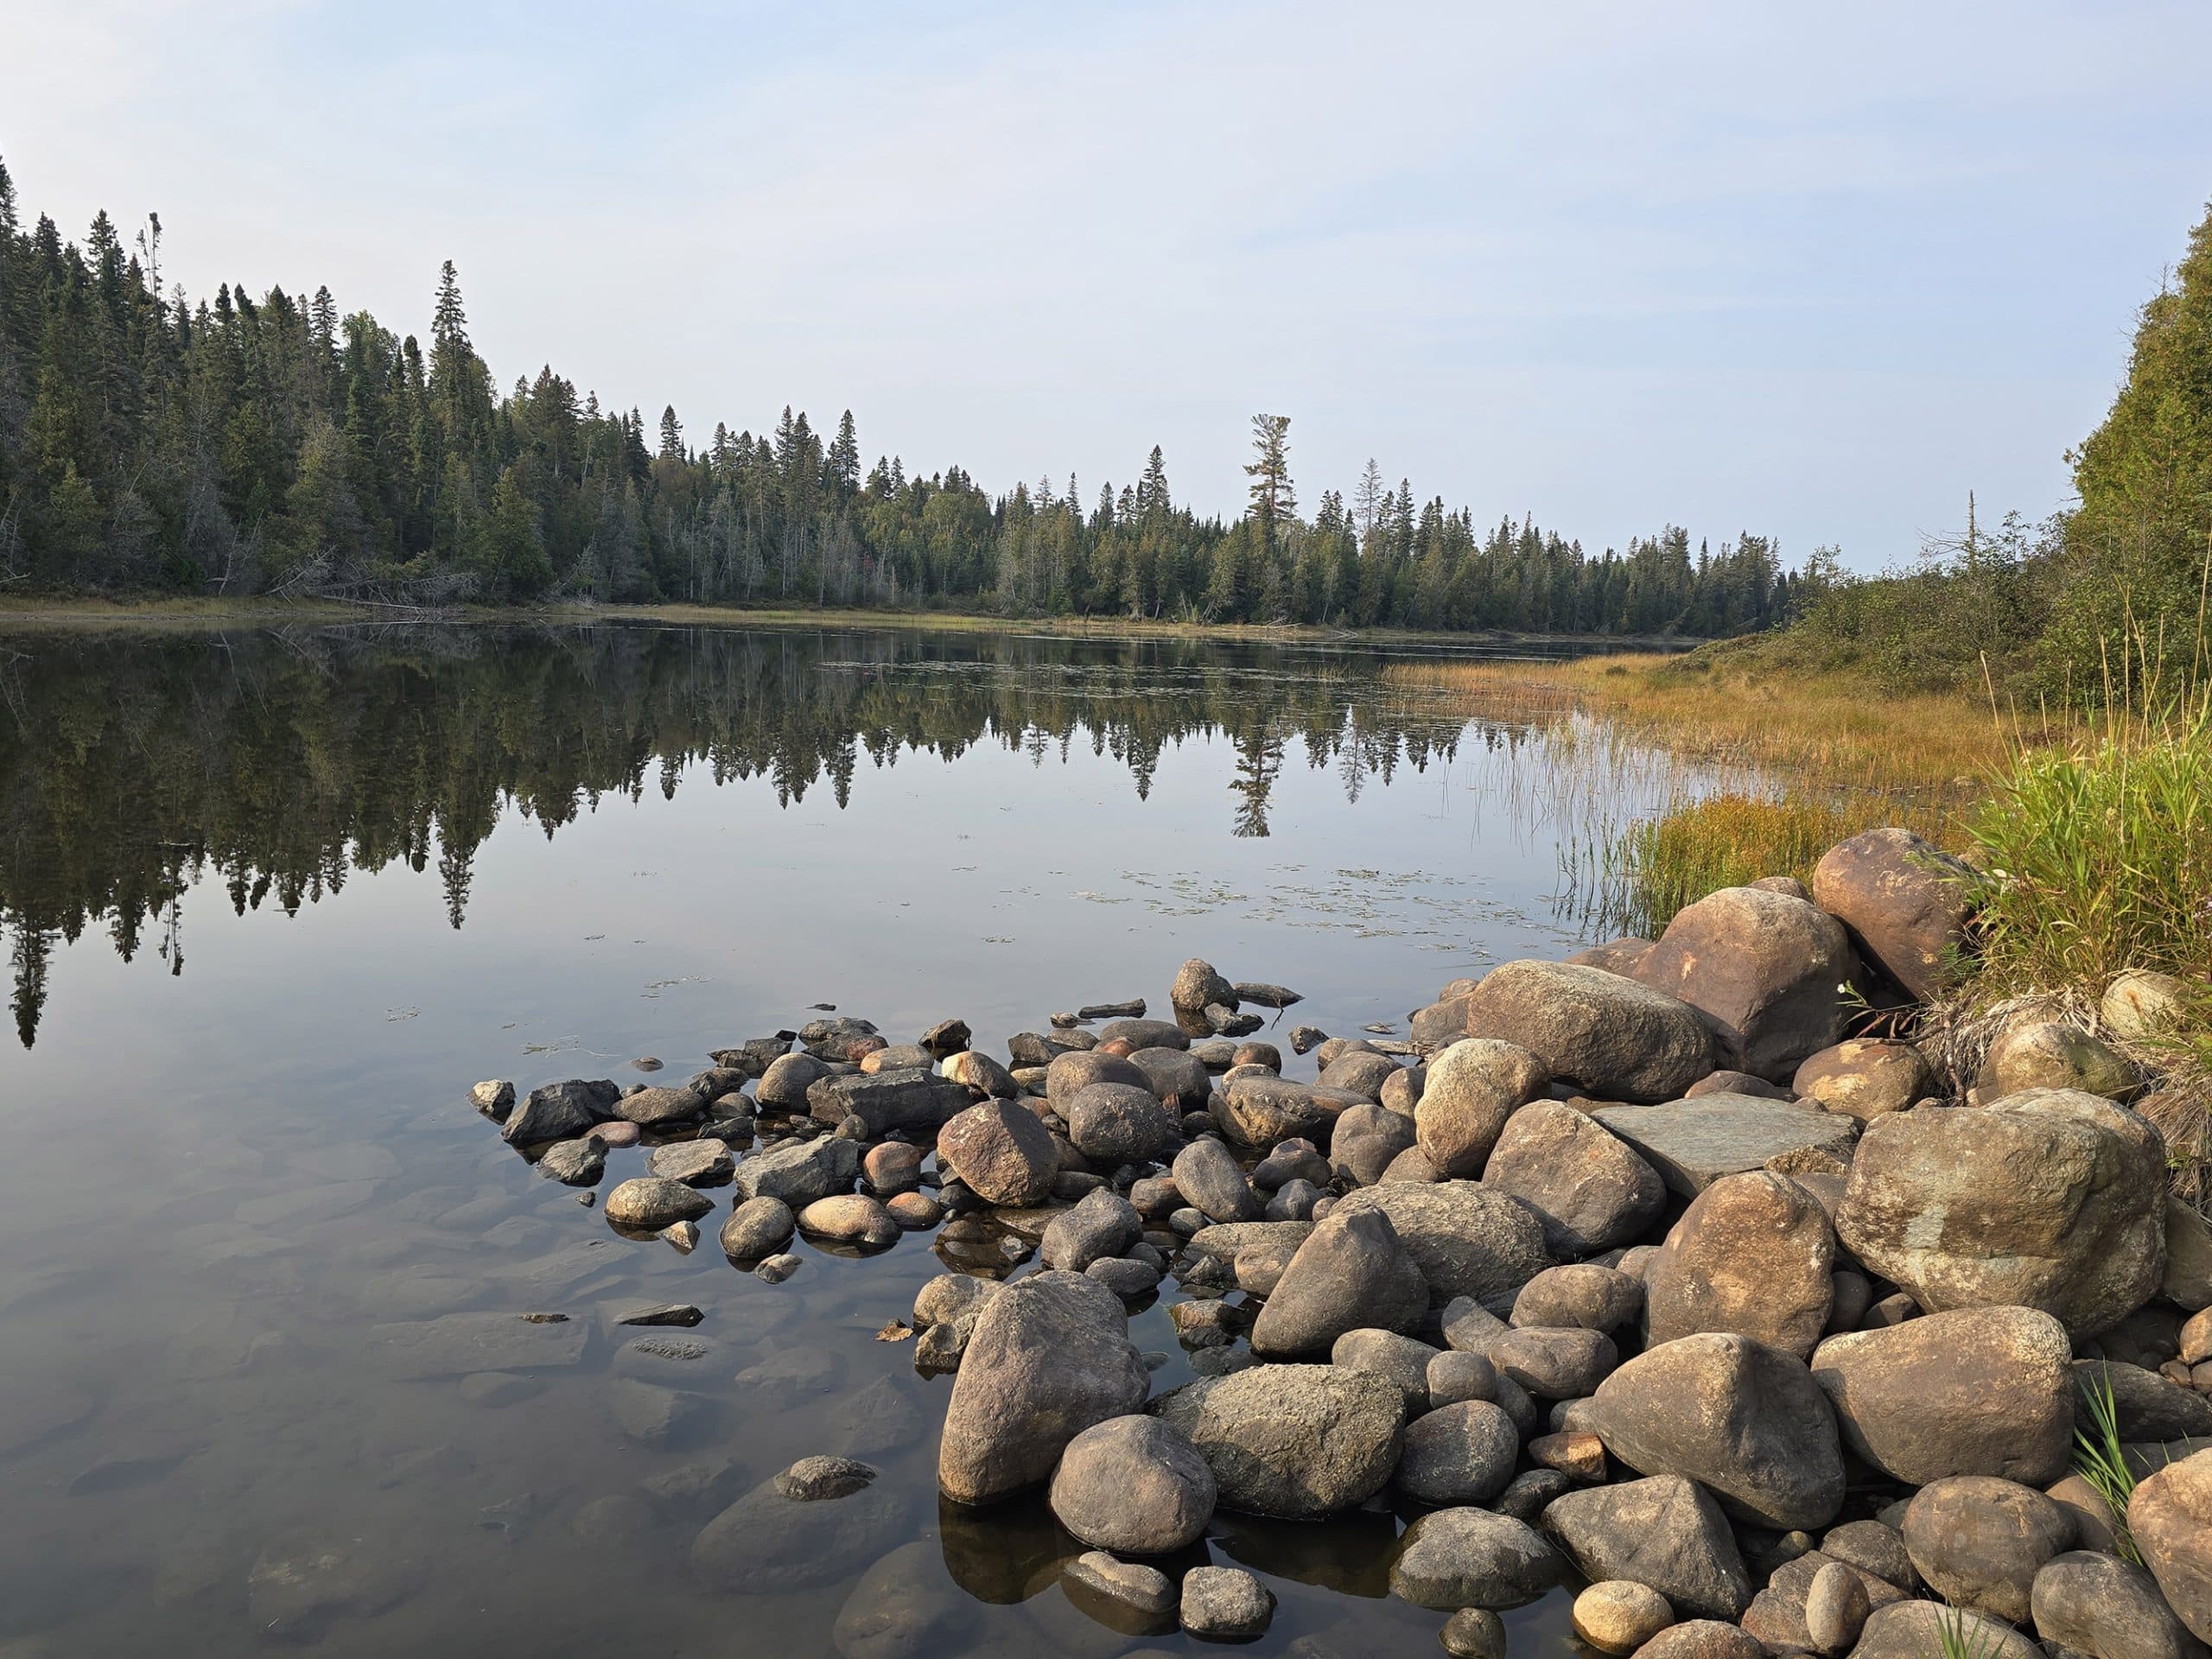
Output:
left=0, top=620, right=1717, bottom=1658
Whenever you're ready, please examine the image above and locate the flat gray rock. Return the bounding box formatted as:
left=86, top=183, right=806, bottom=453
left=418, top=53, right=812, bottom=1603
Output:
left=372, top=1313, right=588, bottom=1379
left=1592, top=1096, right=1859, bottom=1198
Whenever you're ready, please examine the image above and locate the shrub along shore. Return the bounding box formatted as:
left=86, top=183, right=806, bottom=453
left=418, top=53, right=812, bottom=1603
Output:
left=471, top=825, right=2212, bottom=1657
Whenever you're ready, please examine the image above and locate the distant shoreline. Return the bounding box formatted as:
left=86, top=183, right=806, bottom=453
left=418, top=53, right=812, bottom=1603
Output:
left=0, top=594, right=1701, bottom=652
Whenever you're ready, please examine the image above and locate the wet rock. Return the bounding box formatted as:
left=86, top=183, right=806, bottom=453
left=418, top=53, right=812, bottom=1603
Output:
left=733, top=1135, right=861, bottom=1205
left=810, top=1069, right=969, bottom=1137
left=1206, top=1005, right=1262, bottom=1037
left=1834, top=1091, right=2168, bottom=1336
left=1492, top=1326, right=1618, bottom=1400
left=1049, top=1414, right=1216, bottom=1554
left=2031, top=1549, right=2202, bottom=1659
left=1150, top=1363, right=1406, bottom=1519
left=502, top=1080, right=610, bottom=1144
left=774, top=1455, right=876, bottom=1501
left=1440, top=1606, right=1507, bottom=1658
left=1902, top=1476, right=2075, bottom=1624
left=1573, top=1580, right=1674, bottom=1655
left=537, top=1137, right=605, bottom=1185
left=1513, top=1264, right=1642, bottom=1332
left=590, top=1119, right=642, bottom=1148
left=799, top=1014, right=882, bottom=1062
left=1792, top=1040, right=1931, bottom=1122
left=1588, top=1332, right=1846, bottom=1529
left=1066, top=1082, right=1181, bottom=1166
left=1643, top=1171, right=1834, bottom=1357
left=692, top=1470, right=907, bottom=1592
left=1979, top=1019, right=2136, bottom=1102
left=1100, top=1017, right=1190, bottom=1052
left=863, top=1141, right=924, bottom=1197
left=1808, top=1306, right=2074, bottom=1485
left=1173, top=958, right=1236, bottom=1014
left=614, top=1084, right=708, bottom=1128
left=1288, top=1024, right=1326, bottom=1055
left=1591, top=1096, right=1859, bottom=1199
left=1451, top=960, right=1715, bottom=1103
left=604, top=1177, right=715, bottom=1230
left=1330, top=1103, right=1417, bottom=1186
left=720, top=1195, right=796, bottom=1259
left=612, top=1377, right=709, bottom=1446
left=1414, top=1039, right=1551, bottom=1177
left=1214, top=1073, right=1334, bottom=1147
left=1395, top=1400, right=1519, bottom=1505
left=799, top=1194, right=899, bottom=1247
left=1483, top=1102, right=1667, bottom=1257
left=753, top=1253, right=803, bottom=1282
left=830, top=1539, right=976, bottom=1659
left=1810, top=826, right=1978, bottom=1002
left=937, top=1099, right=1059, bottom=1207
left=1331, top=1181, right=1552, bottom=1315
left=1170, top=1139, right=1263, bottom=1224
left=1543, top=1474, right=1751, bottom=1621
left=373, top=1312, right=590, bottom=1379
left=646, top=1140, right=736, bottom=1187
left=1389, top=1507, right=1564, bottom=1611
left=1088, top=1255, right=1163, bottom=1298
left=471, top=1079, right=515, bottom=1116
left=938, top=1271, right=1148, bottom=1504
left=245, top=1535, right=425, bottom=1641
left=1127, top=1046, right=1212, bottom=1109
left=2131, top=1447, right=2212, bottom=1643
left=1041, top=1188, right=1142, bottom=1272
left=756, top=1052, right=831, bottom=1111
left=1630, top=886, right=1857, bottom=1081
left=1060, top=1550, right=1176, bottom=1629
left=1180, top=1564, right=1274, bottom=1638
left=617, top=1303, right=703, bottom=1328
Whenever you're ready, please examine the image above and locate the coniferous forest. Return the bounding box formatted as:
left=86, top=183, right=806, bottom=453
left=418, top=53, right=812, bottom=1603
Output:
left=0, top=163, right=1819, bottom=635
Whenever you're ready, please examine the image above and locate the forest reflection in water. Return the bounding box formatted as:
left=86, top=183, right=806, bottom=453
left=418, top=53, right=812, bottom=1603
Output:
left=0, top=620, right=1635, bottom=1048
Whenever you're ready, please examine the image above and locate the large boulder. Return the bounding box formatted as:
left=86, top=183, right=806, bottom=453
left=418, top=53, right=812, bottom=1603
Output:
left=1643, top=1172, right=1834, bottom=1357
left=1171, top=1137, right=1263, bottom=1223
left=1331, top=1180, right=1553, bottom=1315
left=1977, top=1018, right=2136, bottom=1102
left=1834, top=1091, right=2168, bottom=1336
left=1065, top=1082, right=1181, bottom=1166
left=1394, top=1400, right=1522, bottom=1505
left=604, top=1177, right=715, bottom=1230
left=733, top=1135, right=861, bottom=1205
left=1630, top=887, right=1858, bottom=1081
left=1810, top=826, right=1977, bottom=1002
left=1046, top=1049, right=1150, bottom=1111
left=938, top=1271, right=1149, bottom=1504
left=1587, top=1332, right=1846, bottom=1529
left=1389, top=1508, right=1564, bottom=1611
left=1047, top=1414, right=1216, bottom=1555
left=1039, top=1187, right=1141, bottom=1272
left=1214, top=1073, right=1335, bottom=1147
left=1482, top=1103, right=1667, bottom=1257
left=1541, top=1475, right=1753, bottom=1621
left=1840, top=1601, right=2041, bottom=1659
left=1449, top=961, right=1714, bottom=1102
left=1330, top=1103, right=1418, bottom=1186
left=1150, top=1363, right=1405, bottom=1520
left=2131, top=1447, right=2212, bottom=1643
left=1808, top=1306, right=2075, bottom=1485
left=808, top=1069, right=968, bottom=1136
left=1172, top=957, right=1235, bottom=1014
left=2031, top=1550, right=2208, bottom=1659
left=1901, top=1476, right=2075, bottom=1625
left=1592, top=1096, right=1859, bottom=1198
left=936, top=1099, right=1058, bottom=1206
left=1250, top=1205, right=1427, bottom=1357
left=1414, top=1039, right=1551, bottom=1177
left=1792, top=1039, right=1932, bottom=1122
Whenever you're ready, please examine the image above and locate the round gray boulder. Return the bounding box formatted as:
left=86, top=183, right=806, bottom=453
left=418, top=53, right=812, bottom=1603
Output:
left=1048, top=1414, right=1216, bottom=1554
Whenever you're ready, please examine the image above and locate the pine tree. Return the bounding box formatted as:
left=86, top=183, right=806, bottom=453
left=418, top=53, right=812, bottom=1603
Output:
left=1244, top=414, right=1294, bottom=547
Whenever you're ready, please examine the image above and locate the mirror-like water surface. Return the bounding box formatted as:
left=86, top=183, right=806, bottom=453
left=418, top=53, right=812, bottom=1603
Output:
left=0, top=622, right=1718, bottom=1658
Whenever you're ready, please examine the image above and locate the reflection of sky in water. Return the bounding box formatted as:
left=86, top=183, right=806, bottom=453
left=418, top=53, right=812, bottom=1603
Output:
left=0, top=625, right=1701, bottom=1656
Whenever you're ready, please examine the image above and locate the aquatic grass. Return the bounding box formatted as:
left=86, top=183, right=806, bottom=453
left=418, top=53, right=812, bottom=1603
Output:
left=1927, top=1601, right=2013, bottom=1659
left=1610, top=792, right=1856, bottom=939
left=2073, top=1363, right=2145, bottom=1564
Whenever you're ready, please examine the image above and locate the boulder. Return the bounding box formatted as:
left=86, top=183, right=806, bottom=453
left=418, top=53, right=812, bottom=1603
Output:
left=1839, top=1601, right=2041, bottom=1659
left=1179, top=1565, right=1273, bottom=1639
left=1588, top=1332, right=1846, bottom=1529
left=1452, top=960, right=1714, bottom=1102
left=1149, top=1363, right=1405, bottom=1520
left=1491, top=1325, right=1618, bottom=1399
left=1440, top=1607, right=1508, bottom=1659
left=1098, top=1017, right=1188, bottom=1052
left=1740, top=1549, right=1906, bottom=1655
left=615, top=1084, right=709, bottom=1128
left=938, top=1271, right=1149, bottom=1504
left=604, top=1177, right=715, bottom=1230
left=1320, top=1048, right=1403, bottom=1100
left=1512, top=1263, right=1643, bottom=1332
left=503, top=1079, right=610, bottom=1144
left=1171, top=958, right=1235, bottom=1014
left=1333, top=1327, right=1440, bottom=1414
left=647, top=1140, right=735, bottom=1186
left=1039, top=1188, right=1142, bottom=1273
left=691, top=1472, right=907, bottom=1592
left=2168, top=1198, right=2212, bottom=1311
left=808, top=1069, right=968, bottom=1136
left=1791, top=1039, right=1932, bottom=1122
left=798, top=1194, right=898, bottom=1247
left=1834, top=1091, right=2168, bottom=1336
left=1169, top=1138, right=1263, bottom=1224
left=1592, top=1096, right=1859, bottom=1199
left=1214, top=1072, right=1336, bottom=1147
left=1483, top=1103, right=1668, bottom=1257
left=2031, top=1549, right=2208, bottom=1659
left=756, top=1052, right=830, bottom=1110
left=1573, top=1580, right=1675, bottom=1656
left=1045, top=1048, right=1150, bottom=1109
left=1331, top=1180, right=1553, bottom=1315
left=1808, top=1306, right=2074, bottom=1485
left=1126, top=1046, right=1211, bottom=1108
left=2131, top=1447, right=2212, bottom=1643
left=1643, top=1172, right=1835, bottom=1357
left=1628, top=1623, right=1765, bottom=1659
left=1249, top=1205, right=1427, bottom=1357
left=1809, top=826, right=1977, bottom=1001
left=1978, top=1018, right=2136, bottom=1102
left=1065, top=1082, right=1181, bottom=1166
left=1389, top=1508, right=1565, bottom=1611
left=1393, top=1400, right=1521, bottom=1505
left=721, top=1196, right=797, bottom=1260
left=942, top=1049, right=1018, bottom=1099
left=2105, top=969, right=2196, bottom=1042
left=1060, top=1551, right=1175, bottom=1626
left=1568, top=936, right=1656, bottom=976
left=1630, top=887, right=1858, bottom=1081
left=937, top=1100, right=1059, bottom=1207
left=2080, top=1357, right=2212, bottom=1440
left=1541, top=1475, right=1752, bottom=1621
left=1047, top=1414, right=1215, bottom=1554
left=1803, top=1558, right=1869, bottom=1655
left=1901, top=1475, right=2075, bottom=1624
left=733, top=1135, right=861, bottom=1205
left=1414, top=1039, right=1552, bottom=1177
left=1330, top=1103, right=1418, bottom=1185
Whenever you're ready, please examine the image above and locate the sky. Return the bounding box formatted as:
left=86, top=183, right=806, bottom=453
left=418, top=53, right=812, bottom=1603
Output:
left=5, top=0, right=2210, bottom=568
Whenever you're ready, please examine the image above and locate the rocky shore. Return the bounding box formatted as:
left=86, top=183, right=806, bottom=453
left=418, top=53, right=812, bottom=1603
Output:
left=471, top=825, right=2212, bottom=1658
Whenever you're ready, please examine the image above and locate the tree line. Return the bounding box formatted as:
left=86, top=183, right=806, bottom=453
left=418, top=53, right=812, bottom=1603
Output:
left=0, top=161, right=1817, bottom=636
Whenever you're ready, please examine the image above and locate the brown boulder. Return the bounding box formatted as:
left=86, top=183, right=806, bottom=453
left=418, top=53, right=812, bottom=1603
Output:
left=1414, top=1039, right=1551, bottom=1178
left=1630, top=886, right=1859, bottom=1082
left=1452, top=960, right=1714, bottom=1103
left=1643, top=1172, right=1834, bottom=1357
left=1809, top=826, right=1976, bottom=1002
left=1791, top=1039, right=1931, bottom=1122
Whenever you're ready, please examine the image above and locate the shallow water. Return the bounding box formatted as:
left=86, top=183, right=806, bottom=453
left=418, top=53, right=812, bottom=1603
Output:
left=0, top=622, right=1711, bottom=1657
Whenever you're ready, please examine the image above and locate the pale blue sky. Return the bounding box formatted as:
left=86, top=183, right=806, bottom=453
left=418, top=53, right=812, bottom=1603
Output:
left=7, top=1, right=2210, bottom=565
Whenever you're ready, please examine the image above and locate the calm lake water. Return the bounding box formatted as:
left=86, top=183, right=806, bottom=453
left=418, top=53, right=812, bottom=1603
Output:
left=0, top=621, right=1712, bottom=1658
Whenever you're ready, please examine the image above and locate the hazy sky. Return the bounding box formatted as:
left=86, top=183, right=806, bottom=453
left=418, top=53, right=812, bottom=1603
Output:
left=7, top=2, right=2210, bottom=566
